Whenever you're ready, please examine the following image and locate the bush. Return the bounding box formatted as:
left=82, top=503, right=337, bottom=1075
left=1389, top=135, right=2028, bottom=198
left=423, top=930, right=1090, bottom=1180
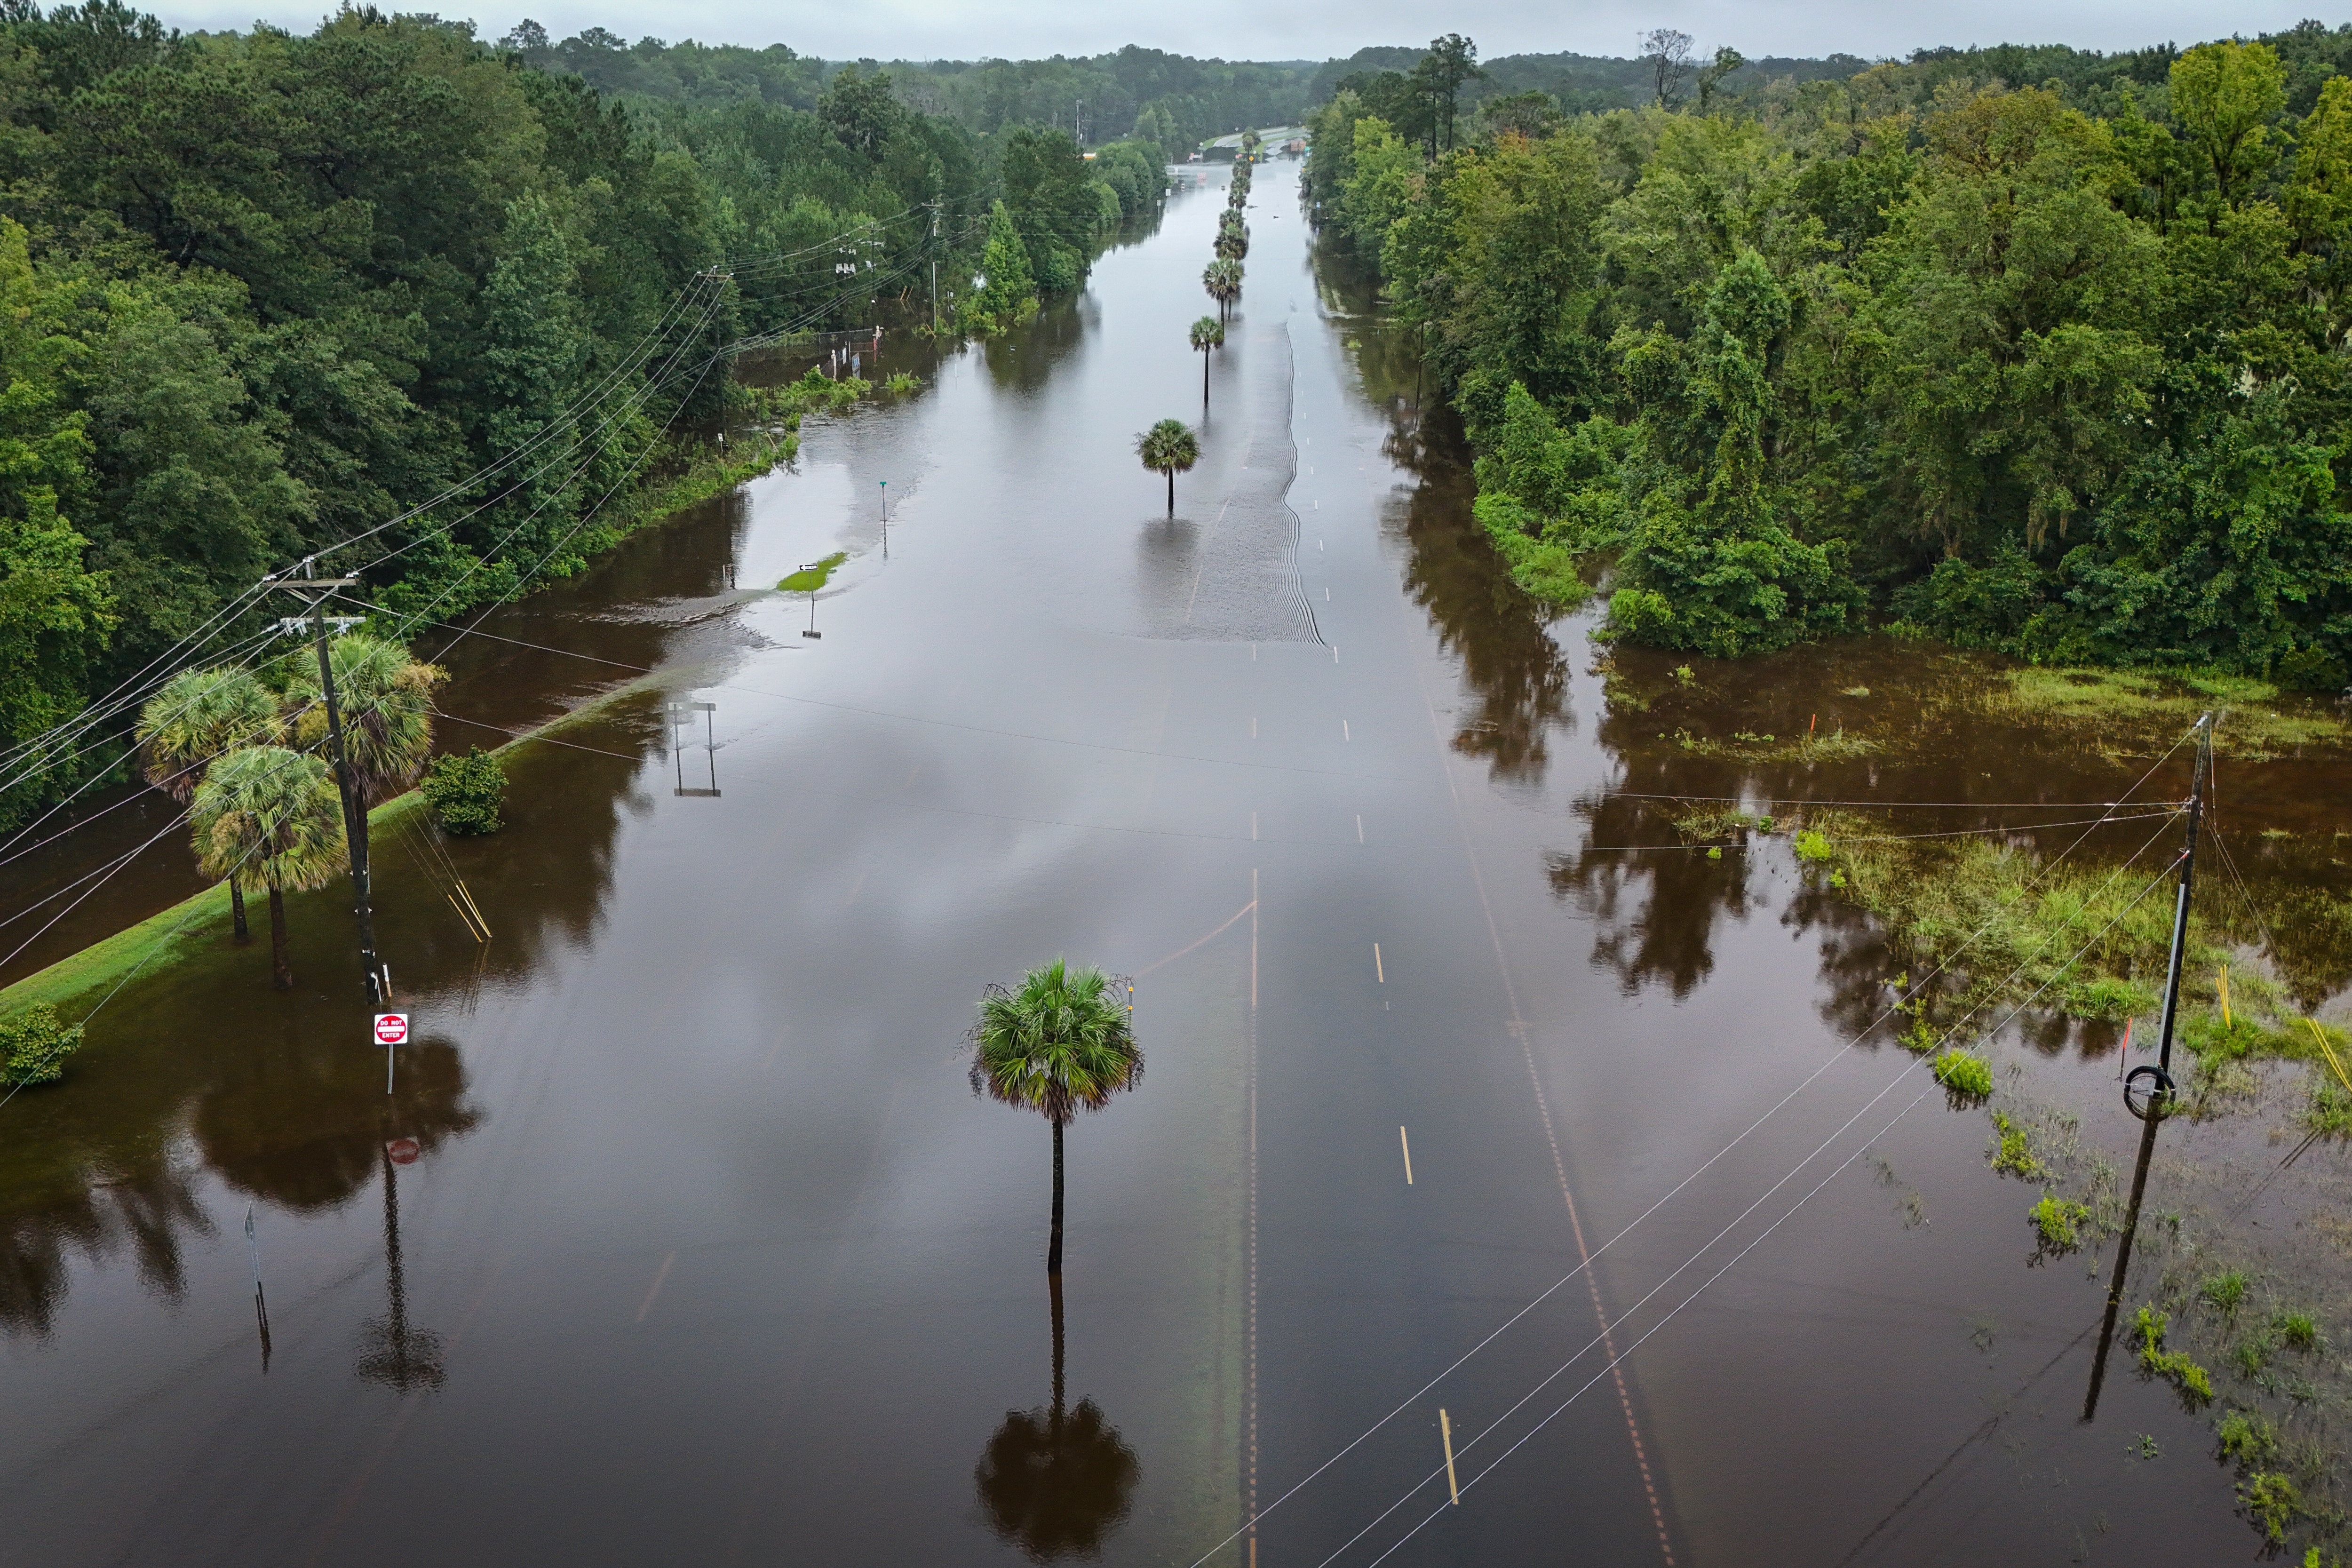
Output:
left=422, top=746, right=507, bottom=836
left=1931, top=1050, right=1993, bottom=1097
left=2030, top=1193, right=2090, bottom=1251
left=0, top=1003, right=84, bottom=1086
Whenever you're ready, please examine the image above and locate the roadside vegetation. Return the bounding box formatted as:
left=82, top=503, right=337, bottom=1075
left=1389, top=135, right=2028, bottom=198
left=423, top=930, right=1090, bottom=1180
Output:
left=0, top=3, right=1167, bottom=837
left=1308, top=30, right=2352, bottom=692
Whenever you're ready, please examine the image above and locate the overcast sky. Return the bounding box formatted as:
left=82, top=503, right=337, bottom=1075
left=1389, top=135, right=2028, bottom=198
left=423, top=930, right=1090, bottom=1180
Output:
left=160, top=0, right=2338, bottom=63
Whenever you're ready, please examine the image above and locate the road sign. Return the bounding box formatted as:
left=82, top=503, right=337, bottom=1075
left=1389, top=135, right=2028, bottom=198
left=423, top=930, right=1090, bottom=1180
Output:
left=385, top=1137, right=420, bottom=1166
left=373, top=1012, right=409, bottom=1046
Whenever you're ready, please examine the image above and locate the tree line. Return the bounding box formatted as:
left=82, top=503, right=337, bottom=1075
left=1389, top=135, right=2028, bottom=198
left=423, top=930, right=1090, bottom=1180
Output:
left=0, top=1, right=1166, bottom=836
left=1307, top=27, right=2352, bottom=687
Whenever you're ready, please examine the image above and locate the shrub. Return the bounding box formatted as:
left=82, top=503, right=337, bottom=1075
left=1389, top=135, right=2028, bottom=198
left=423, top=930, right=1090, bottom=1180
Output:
left=1793, top=828, right=1834, bottom=863
left=422, top=746, right=507, bottom=836
left=1990, top=1112, right=2040, bottom=1178
left=2242, top=1472, right=2302, bottom=1544
left=2030, top=1193, right=2090, bottom=1251
left=2134, top=1307, right=2217, bottom=1407
left=1931, top=1050, right=1993, bottom=1097
left=2219, top=1409, right=2280, bottom=1465
left=0, top=1003, right=84, bottom=1086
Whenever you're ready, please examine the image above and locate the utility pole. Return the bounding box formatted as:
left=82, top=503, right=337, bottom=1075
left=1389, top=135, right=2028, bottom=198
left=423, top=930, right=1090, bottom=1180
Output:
left=271, top=561, right=382, bottom=1007
left=929, top=201, right=940, bottom=335
left=2130, top=711, right=2212, bottom=1114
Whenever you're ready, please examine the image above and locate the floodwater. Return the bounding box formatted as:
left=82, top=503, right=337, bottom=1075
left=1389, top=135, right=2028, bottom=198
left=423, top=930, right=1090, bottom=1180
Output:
left=3, top=160, right=2343, bottom=1565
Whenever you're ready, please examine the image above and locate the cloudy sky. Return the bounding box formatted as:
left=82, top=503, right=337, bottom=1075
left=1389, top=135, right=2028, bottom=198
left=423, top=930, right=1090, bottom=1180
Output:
left=159, top=0, right=2331, bottom=62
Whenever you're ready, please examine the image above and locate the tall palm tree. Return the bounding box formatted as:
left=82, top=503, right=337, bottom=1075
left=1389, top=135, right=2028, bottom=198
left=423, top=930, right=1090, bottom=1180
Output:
left=1134, top=420, right=1200, bottom=518
left=284, top=633, right=445, bottom=874
left=191, top=746, right=347, bottom=990
left=1189, top=316, right=1224, bottom=407
left=970, top=959, right=1143, bottom=1274
left=137, top=665, right=283, bottom=942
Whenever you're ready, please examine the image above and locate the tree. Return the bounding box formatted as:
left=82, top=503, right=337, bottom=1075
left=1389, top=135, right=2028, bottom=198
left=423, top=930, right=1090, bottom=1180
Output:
left=191, top=746, right=347, bottom=990
left=1640, top=28, right=1694, bottom=109
left=1202, top=258, right=1242, bottom=320
left=1697, top=47, right=1746, bottom=113
left=2170, top=41, right=2288, bottom=218
left=817, top=64, right=903, bottom=158
left=1134, top=420, right=1200, bottom=517
left=0, top=1003, right=83, bottom=1087
left=963, top=199, right=1038, bottom=334
left=1413, top=34, right=1483, bottom=154
left=1189, top=316, right=1224, bottom=407
left=283, top=633, right=446, bottom=885
left=136, top=665, right=282, bottom=941
left=969, top=959, right=1143, bottom=1274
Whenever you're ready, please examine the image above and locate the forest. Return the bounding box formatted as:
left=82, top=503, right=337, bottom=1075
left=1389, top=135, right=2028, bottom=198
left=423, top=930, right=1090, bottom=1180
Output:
left=0, top=1, right=1165, bottom=833
left=1308, top=26, right=2352, bottom=689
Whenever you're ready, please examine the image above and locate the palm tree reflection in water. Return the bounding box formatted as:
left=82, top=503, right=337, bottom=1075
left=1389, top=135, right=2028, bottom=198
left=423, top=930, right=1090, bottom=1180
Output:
left=974, top=1272, right=1140, bottom=1560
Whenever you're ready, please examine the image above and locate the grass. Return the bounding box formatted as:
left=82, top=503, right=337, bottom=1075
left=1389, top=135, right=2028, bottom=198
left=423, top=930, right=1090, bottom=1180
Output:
left=1988, top=666, right=2349, bottom=758
left=0, top=787, right=435, bottom=1022
left=2135, top=1306, right=2218, bottom=1407
left=777, top=552, right=848, bottom=593
left=1990, top=1111, right=2041, bottom=1178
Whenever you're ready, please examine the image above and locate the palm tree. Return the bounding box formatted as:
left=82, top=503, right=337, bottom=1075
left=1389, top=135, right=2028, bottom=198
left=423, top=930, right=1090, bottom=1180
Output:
left=137, top=665, right=283, bottom=943
left=191, top=746, right=347, bottom=990
left=1134, top=420, right=1200, bottom=518
left=284, top=633, right=445, bottom=875
left=970, top=959, right=1143, bottom=1274
left=1202, top=258, right=1242, bottom=321
left=1189, top=316, right=1224, bottom=407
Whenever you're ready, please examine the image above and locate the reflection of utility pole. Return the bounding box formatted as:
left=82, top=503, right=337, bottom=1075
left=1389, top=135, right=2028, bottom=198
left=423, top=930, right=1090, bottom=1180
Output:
left=358, top=1136, right=445, bottom=1394
left=2082, top=1105, right=2164, bottom=1422
left=271, top=562, right=382, bottom=1006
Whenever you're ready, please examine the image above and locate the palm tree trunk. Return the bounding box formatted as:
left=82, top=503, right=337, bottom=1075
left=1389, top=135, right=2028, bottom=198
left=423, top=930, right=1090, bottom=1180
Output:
left=1048, top=1115, right=1066, bottom=1274
left=1165, top=469, right=1175, bottom=517
left=230, top=881, right=249, bottom=944
left=268, top=884, right=291, bottom=990
left=1202, top=347, right=1211, bottom=408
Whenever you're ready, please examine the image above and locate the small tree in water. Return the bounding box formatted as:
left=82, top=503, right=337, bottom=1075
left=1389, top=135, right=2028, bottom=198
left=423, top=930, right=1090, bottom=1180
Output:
left=1135, top=419, right=1199, bottom=517
left=191, top=746, right=347, bottom=990
left=970, top=959, right=1142, bottom=1275
left=0, top=1003, right=83, bottom=1086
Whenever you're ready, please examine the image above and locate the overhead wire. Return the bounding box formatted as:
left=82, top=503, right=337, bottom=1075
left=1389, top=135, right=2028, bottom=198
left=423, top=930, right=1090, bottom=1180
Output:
left=1184, top=730, right=2202, bottom=1567
left=1324, top=852, right=2187, bottom=1568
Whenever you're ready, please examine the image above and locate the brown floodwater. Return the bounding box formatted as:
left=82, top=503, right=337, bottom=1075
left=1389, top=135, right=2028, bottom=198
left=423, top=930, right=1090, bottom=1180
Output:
left=2, top=160, right=2345, bottom=1567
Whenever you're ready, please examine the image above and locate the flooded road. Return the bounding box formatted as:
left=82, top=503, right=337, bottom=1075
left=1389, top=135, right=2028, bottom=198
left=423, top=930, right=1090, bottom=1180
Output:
left=0, top=162, right=2319, bottom=1565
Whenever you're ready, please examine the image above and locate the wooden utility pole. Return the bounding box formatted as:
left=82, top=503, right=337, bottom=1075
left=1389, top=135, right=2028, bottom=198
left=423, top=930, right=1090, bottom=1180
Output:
left=270, top=563, right=382, bottom=1006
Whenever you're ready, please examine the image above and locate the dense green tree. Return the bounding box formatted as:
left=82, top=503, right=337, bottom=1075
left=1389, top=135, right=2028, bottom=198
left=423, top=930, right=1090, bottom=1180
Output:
left=135, top=663, right=278, bottom=938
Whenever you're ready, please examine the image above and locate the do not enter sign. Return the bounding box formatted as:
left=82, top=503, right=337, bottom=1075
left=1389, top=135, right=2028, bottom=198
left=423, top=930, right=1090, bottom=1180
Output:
left=373, top=1013, right=410, bottom=1046
left=385, top=1137, right=420, bottom=1165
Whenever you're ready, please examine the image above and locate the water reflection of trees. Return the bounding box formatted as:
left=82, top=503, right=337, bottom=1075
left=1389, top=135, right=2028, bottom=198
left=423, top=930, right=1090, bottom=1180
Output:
left=974, top=1274, right=1140, bottom=1560
left=1549, top=794, right=1764, bottom=1000
left=0, top=694, right=656, bottom=1341
left=1336, top=300, right=1573, bottom=784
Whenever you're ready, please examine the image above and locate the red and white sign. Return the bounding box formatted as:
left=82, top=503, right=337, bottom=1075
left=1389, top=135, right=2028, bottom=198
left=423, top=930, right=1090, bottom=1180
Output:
left=373, top=1012, right=410, bottom=1046
left=385, top=1137, right=420, bottom=1166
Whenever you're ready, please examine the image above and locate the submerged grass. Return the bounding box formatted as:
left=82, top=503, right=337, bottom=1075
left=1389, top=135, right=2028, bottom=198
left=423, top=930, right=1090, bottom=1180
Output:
left=777, top=551, right=849, bottom=593
left=1983, top=666, right=2350, bottom=758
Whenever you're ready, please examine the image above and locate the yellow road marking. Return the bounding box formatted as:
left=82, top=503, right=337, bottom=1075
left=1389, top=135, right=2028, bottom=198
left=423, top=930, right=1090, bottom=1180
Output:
left=1374, top=943, right=1384, bottom=983
left=1399, top=1125, right=1414, bottom=1185
left=1441, top=1408, right=1460, bottom=1504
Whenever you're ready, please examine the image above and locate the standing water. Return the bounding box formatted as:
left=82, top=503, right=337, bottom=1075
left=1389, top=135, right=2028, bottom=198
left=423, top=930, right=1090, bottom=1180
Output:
left=0, top=161, right=2323, bottom=1565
